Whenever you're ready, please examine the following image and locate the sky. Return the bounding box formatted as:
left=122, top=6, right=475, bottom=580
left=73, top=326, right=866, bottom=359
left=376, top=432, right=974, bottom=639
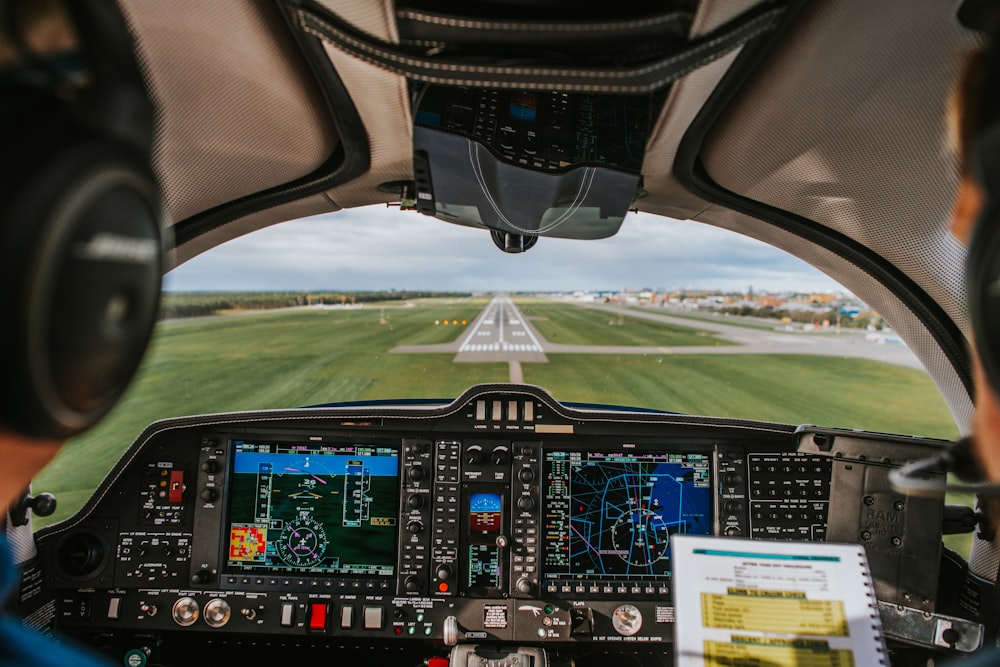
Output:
left=164, top=205, right=843, bottom=294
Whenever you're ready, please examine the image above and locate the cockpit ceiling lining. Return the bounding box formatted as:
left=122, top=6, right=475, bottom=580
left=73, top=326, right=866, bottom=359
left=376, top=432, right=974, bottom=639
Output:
left=640, top=0, right=764, bottom=220
left=701, top=0, right=978, bottom=337
left=119, top=0, right=338, bottom=225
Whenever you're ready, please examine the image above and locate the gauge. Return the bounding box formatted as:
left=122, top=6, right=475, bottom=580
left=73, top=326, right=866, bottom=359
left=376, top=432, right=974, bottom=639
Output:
left=611, top=509, right=669, bottom=567
left=470, top=493, right=502, bottom=513
left=611, top=604, right=643, bottom=636
left=469, top=493, right=503, bottom=533
left=276, top=516, right=329, bottom=567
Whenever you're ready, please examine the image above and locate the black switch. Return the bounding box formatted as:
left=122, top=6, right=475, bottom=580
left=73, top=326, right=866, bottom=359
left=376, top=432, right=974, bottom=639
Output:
left=570, top=607, right=593, bottom=636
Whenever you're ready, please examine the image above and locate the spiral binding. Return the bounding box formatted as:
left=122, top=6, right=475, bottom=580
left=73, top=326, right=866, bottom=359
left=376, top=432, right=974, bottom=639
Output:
left=858, top=547, right=889, bottom=665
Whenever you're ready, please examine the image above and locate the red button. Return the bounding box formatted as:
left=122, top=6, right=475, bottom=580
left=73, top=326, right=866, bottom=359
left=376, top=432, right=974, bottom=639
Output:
left=309, top=603, right=327, bottom=630
left=169, top=470, right=184, bottom=503
left=438, top=582, right=449, bottom=593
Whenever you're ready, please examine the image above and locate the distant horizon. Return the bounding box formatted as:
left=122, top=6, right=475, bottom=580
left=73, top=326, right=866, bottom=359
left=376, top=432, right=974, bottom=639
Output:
left=160, top=287, right=853, bottom=296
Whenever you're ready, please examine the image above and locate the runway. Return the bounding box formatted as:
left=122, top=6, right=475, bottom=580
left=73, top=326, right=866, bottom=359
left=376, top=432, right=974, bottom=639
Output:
left=454, top=295, right=548, bottom=362
left=389, top=297, right=924, bottom=375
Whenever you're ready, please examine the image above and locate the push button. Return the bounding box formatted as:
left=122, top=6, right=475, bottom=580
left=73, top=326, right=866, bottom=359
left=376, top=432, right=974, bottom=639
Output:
left=364, top=605, right=384, bottom=630
left=341, top=604, right=355, bottom=629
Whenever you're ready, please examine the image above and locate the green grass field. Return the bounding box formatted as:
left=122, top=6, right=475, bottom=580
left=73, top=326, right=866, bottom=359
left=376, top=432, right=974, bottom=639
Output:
left=521, top=355, right=958, bottom=440
left=516, top=302, right=731, bottom=346
left=33, top=302, right=506, bottom=526
left=32, top=298, right=961, bottom=533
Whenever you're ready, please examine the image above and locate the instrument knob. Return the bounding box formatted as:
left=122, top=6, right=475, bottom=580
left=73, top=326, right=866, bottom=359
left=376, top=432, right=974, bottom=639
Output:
left=191, top=569, right=213, bottom=585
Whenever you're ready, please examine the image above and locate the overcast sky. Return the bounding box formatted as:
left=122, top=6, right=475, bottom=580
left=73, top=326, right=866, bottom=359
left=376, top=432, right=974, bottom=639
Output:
left=164, top=205, right=843, bottom=294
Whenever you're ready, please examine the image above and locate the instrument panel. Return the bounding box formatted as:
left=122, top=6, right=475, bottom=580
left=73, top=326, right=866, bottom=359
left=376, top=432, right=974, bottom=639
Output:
left=19, top=384, right=950, bottom=659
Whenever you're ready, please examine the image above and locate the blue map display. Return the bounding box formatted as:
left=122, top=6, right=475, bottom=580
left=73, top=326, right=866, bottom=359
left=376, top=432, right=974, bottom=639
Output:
left=544, top=452, right=711, bottom=580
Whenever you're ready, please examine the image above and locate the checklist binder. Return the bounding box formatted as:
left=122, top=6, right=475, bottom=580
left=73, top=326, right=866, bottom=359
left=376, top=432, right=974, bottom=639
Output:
left=672, top=535, right=886, bottom=666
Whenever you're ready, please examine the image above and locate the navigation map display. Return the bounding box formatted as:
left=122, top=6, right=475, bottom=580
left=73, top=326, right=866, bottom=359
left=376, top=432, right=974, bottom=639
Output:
left=543, top=449, right=711, bottom=582
left=225, top=440, right=399, bottom=576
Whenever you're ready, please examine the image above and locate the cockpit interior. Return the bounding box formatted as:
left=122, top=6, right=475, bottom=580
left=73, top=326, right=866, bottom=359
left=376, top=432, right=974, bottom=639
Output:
left=2, top=1, right=998, bottom=666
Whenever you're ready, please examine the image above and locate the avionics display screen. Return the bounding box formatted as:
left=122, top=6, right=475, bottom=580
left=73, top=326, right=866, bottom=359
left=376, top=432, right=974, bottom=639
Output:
left=225, top=440, right=399, bottom=576
left=543, top=449, right=711, bottom=582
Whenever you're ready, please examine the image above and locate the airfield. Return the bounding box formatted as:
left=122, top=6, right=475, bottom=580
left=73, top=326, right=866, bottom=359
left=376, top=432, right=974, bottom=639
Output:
left=392, top=295, right=922, bottom=383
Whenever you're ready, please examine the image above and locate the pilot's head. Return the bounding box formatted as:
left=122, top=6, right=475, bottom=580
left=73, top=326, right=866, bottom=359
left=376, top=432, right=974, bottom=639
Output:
left=0, top=0, right=162, bottom=507
left=951, top=32, right=1000, bottom=480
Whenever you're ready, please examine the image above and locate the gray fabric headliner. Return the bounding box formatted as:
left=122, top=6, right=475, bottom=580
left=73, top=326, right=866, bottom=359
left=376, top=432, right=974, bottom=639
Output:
left=696, top=0, right=978, bottom=430
left=119, top=0, right=338, bottom=226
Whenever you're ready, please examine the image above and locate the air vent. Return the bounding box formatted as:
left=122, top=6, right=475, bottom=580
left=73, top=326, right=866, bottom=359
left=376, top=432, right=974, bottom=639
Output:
left=54, top=530, right=108, bottom=581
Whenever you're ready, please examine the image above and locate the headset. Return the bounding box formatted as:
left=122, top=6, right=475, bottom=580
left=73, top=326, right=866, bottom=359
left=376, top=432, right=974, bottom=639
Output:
left=890, top=18, right=1000, bottom=497
left=0, top=0, right=162, bottom=438
left=970, top=17, right=1000, bottom=415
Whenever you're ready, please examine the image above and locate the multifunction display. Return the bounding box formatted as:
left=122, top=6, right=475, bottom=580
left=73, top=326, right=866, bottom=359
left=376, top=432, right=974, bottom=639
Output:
left=542, top=450, right=712, bottom=583
left=225, top=440, right=399, bottom=576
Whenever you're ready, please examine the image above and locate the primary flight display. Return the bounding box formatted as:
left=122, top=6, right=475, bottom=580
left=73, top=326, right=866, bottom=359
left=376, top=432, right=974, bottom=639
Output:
left=224, top=440, right=399, bottom=577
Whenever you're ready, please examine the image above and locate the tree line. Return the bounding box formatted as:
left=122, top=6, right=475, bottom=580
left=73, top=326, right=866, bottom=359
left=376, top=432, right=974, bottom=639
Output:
left=159, top=291, right=470, bottom=319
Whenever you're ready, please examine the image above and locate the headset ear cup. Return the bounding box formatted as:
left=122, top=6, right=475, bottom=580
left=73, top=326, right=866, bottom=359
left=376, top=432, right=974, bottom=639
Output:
left=0, top=138, right=162, bottom=438
left=969, top=203, right=1000, bottom=400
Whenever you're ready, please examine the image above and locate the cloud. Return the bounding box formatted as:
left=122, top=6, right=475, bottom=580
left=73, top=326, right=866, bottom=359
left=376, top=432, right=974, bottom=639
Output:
left=164, top=206, right=842, bottom=293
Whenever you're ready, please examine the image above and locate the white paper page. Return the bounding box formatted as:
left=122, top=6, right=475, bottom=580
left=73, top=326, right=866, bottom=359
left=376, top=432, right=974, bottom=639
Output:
left=672, top=535, right=886, bottom=667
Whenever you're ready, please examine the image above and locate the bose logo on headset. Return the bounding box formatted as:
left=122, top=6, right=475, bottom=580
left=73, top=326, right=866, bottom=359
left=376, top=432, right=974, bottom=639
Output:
left=77, top=233, right=160, bottom=264
left=0, top=0, right=163, bottom=439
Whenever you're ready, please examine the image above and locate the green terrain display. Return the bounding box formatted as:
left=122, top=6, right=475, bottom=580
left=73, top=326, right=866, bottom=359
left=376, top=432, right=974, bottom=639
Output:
left=225, top=441, right=399, bottom=576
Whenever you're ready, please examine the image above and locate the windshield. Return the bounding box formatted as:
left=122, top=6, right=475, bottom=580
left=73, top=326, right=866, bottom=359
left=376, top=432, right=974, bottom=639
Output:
left=32, top=207, right=959, bottom=528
